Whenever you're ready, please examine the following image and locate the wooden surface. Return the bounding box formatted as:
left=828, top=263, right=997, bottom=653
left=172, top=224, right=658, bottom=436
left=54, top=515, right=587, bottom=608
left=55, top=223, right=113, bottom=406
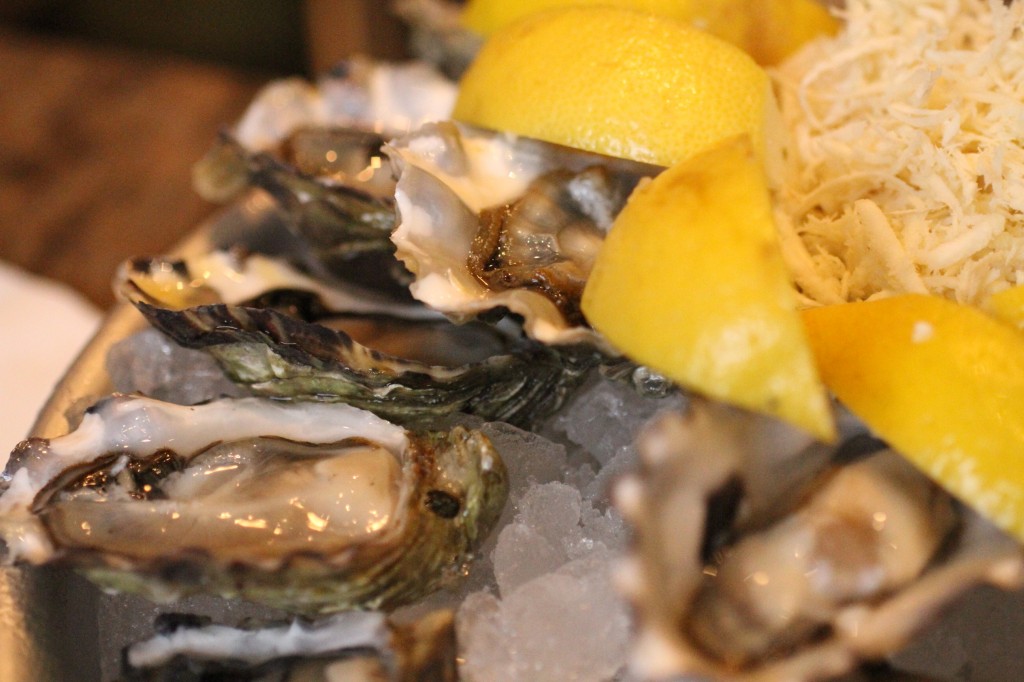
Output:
left=0, top=28, right=268, bottom=309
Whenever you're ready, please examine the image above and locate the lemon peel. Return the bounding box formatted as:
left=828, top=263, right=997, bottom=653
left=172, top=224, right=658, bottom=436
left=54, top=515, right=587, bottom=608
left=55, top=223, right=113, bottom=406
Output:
left=453, top=6, right=781, bottom=174
left=460, top=0, right=837, bottom=65
left=582, top=136, right=834, bottom=441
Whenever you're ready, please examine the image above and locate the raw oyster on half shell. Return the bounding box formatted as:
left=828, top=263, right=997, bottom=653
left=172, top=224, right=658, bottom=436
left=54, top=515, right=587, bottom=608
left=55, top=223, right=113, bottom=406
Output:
left=121, top=609, right=458, bottom=682
left=387, top=121, right=661, bottom=347
left=198, top=130, right=407, bottom=295
left=0, top=395, right=508, bottom=615
left=193, top=59, right=457, bottom=294
left=117, top=250, right=598, bottom=428
left=195, top=57, right=456, bottom=203
left=616, top=399, right=1024, bottom=681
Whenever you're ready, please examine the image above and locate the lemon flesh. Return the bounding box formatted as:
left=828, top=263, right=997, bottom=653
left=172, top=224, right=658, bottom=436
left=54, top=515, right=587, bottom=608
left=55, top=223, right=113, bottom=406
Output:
left=461, top=0, right=837, bottom=66
left=985, top=284, right=1024, bottom=330
left=582, top=136, right=834, bottom=441
left=453, top=6, right=780, bottom=172
left=802, top=295, right=1024, bottom=541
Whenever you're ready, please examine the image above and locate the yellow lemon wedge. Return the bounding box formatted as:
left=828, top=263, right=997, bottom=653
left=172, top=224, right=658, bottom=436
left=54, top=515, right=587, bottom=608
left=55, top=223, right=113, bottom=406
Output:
left=985, top=284, right=1024, bottom=330
left=461, top=0, right=838, bottom=66
left=453, top=6, right=782, bottom=173
left=802, top=295, right=1024, bottom=541
left=581, top=136, right=834, bottom=441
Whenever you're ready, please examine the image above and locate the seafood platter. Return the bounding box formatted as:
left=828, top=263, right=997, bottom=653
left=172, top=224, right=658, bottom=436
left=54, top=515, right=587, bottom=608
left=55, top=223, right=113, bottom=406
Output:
left=4, top=0, right=1024, bottom=680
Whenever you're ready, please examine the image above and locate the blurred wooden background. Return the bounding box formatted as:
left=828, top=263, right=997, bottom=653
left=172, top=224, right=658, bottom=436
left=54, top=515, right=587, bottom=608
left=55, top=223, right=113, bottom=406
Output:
left=0, top=1, right=411, bottom=309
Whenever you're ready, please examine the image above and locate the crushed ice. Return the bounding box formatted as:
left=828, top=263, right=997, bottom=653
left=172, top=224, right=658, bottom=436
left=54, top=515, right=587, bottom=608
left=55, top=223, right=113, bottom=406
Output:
left=450, top=379, right=682, bottom=682
left=107, top=329, right=246, bottom=404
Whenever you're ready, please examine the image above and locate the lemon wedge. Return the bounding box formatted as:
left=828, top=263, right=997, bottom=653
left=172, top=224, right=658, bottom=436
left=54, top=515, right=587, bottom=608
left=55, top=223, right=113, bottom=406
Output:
left=461, top=0, right=838, bottom=66
left=582, top=136, right=834, bottom=441
left=985, top=284, right=1024, bottom=330
left=453, top=6, right=782, bottom=172
left=802, top=295, right=1024, bottom=541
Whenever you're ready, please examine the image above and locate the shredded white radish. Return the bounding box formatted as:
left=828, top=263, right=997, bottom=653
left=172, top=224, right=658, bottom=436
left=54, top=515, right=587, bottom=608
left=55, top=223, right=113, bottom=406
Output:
left=772, top=0, right=1024, bottom=306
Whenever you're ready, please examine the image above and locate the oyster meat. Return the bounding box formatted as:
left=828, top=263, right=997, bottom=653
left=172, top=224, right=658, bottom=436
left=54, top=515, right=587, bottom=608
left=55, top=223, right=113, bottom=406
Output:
left=387, top=121, right=661, bottom=347
left=118, top=250, right=598, bottom=428
left=616, top=399, right=1024, bottom=681
left=0, top=395, right=507, bottom=614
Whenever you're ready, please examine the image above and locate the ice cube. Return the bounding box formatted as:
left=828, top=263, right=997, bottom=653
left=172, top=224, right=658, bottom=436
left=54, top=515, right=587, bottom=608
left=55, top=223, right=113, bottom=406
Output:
left=518, top=482, right=583, bottom=546
left=106, top=329, right=244, bottom=405
left=458, top=552, right=631, bottom=682
left=481, top=422, right=570, bottom=507
left=547, top=376, right=684, bottom=465
left=492, top=522, right=564, bottom=596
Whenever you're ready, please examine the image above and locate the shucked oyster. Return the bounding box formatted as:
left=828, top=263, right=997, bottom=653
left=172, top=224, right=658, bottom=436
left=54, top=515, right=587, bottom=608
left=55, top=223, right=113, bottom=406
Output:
left=121, top=609, right=458, bottom=682
left=0, top=395, right=508, bottom=614
left=193, top=59, right=457, bottom=294
left=117, top=250, right=598, bottom=428
left=616, top=399, right=1024, bottom=681
left=387, top=121, right=661, bottom=347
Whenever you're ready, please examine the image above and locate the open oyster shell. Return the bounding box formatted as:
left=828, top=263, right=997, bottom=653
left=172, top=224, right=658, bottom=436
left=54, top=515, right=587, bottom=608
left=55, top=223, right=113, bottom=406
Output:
left=117, top=250, right=598, bottom=428
left=392, top=0, right=482, bottom=79
left=193, top=59, right=457, bottom=294
left=120, top=609, right=458, bottom=682
left=198, top=130, right=408, bottom=295
left=196, top=58, right=456, bottom=203
left=387, top=121, right=661, bottom=348
left=0, top=395, right=508, bottom=615
left=615, top=399, right=1024, bottom=681
left=231, top=58, right=457, bottom=154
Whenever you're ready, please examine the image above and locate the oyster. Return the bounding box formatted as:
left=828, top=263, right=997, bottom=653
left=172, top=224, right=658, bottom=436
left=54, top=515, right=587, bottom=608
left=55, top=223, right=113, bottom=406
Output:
left=117, top=250, right=598, bottom=428
left=231, top=59, right=457, bottom=154
left=193, top=59, right=456, bottom=293
left=120, top=249, right=432, bottom=319
left=121, top=609, right=458, bottom=682
left=387, top=121, right=661, bottom=347
left=615, top=399, right=1024, bottom=681
left=392, top=0, right=483, bottom=79
left=0, top=395, right=508, bottom=614
left=198, top=131, right=407, bottom=295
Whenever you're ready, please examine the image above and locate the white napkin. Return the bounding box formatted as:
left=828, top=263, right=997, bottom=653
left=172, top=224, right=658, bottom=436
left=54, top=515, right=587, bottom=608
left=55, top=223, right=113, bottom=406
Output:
left=0, top=261, right=101, bottom=468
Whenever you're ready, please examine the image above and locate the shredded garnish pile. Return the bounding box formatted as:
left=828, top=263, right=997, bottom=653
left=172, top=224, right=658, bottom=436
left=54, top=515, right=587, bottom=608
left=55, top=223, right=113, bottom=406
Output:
left=773, top=0, right=1024, bottom=306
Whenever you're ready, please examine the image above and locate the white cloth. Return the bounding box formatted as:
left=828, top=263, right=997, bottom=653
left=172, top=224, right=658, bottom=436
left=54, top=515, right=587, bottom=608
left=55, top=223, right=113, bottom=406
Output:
left=0, top=261, right=101, bottom=468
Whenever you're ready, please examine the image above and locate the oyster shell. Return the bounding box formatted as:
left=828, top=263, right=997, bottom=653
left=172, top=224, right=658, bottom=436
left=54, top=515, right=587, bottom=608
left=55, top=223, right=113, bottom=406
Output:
left=193, top=59, right=456, bottom=294
left=121, top=249, right=431, bottom=319
left=197, top=131, right=408, bottom=295
left=121, top=609, right=458, bottom=682
left=231, top=59, right=457, bottom=154
left=615, top=399, right=1024, bottom=681
left=387, top=121, right=661, bottom=347
left=0, top=395, right=508, bottom=614
left=392, top=0, right=482, bottom=79
left=117, top=250, right=598, bottom=428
